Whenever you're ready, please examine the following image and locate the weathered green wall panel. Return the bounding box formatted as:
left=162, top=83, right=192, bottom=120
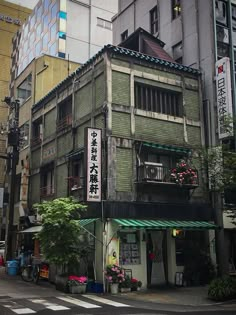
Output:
left=187, top=126, right=201, bottom=146
left=135, top=77, right=182, bottom=92
left=112, top=71, right=130, bottom=106
left=135, top=116, right=184, bottom=145
left=134, top=64, right=181, bottom=81
left=57, top=132, right=73, bottom=157
left=185, top=77, right=198, bottom=87
left=30, top=173, right=40, bottom=204
left=76, top=122, right=91, bottom=147
left=42, top=141, right=56, bottom=163
left=116, top=148, right=132, bottom=192
left=112, top=112, right=131, bottom=137
left=95, top=115, right=104, bottom=131
left=44, top=108, right=56, bottom=138
left=31, top=149, right=41, bottom=169
left=56, top=163, right=68, bottom=197
left=112, top=58, right=130, bottom=68
left=95, top=73, right=105, bottom=108
left=185, top=90, right=200, bottom=121
left=75, top=83, right=92, bottom=120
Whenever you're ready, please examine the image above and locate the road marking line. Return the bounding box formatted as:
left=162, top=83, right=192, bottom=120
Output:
left=83, top=294, right=130, bottom=307
left=10, top=308, right=36, bottom=314
left=57, top=296, right=101, bottom=309
left=30, top=298, right=70, bottom=311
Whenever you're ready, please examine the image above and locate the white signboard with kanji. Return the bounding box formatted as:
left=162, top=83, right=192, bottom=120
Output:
left=86, top=128, right=102, bottom=202
left=215, top=57, right=233, bottom=139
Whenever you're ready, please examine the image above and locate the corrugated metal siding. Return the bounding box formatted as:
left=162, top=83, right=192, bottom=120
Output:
left=30, top=173, right=40, bottom=204
left=31, top=149, right=41, bottom=169
left=112, top=71, right=130, bottom=106
left=57, top=132, right=73, bottom=157
left=95, top=73, right=105, bottom=108
left=116, top=147, right=132, bottom=192
left=112, top=112, right=131, bottom=137
left=44, top=108, right=56, bottom=138
left=135, top=116, right=184, bottom=145
left=56, top=163, right=68, bottom=197
left=75, top=83, right=92, bottom=120
left=185, top=90, right=200, bottom=121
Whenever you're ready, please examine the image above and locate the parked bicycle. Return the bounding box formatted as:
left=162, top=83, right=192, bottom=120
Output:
left=20, top=256, right=49, bottom=284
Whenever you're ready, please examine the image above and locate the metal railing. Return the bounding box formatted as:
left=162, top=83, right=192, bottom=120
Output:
left=31, top=136, right=41, bottom=147
left=57, top=114, right=72, bottom=131
left=40, top=185, right=55, bottom=197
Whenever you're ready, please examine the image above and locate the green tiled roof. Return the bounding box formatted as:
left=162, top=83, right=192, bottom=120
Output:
left=142, top=142, right=190, bottom=153
left=114, top=219, right=217, bottom=230
left=32, top=44, right=200, bottom=112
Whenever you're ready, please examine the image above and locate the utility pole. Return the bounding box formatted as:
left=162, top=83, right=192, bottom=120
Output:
left=3, top=97, right=20, bottom=260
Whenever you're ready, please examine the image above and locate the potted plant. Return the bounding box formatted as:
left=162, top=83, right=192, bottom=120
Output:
left=119, top=275, right=131, bottom=293
left=68, top=275, right=87, bottom=294
left=131, top=278, right=142, bottom=291
left=104, top=264, right=125, bottom=294
left=137, top=280, right=142, bottom=291
left=170, top=159, right=198, bottom=185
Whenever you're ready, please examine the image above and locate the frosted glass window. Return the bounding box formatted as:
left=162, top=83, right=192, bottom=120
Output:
left=59, top=18, right=66, bottom=32
left=50, top=23, right=57, bottom=41
left=36, top=41, right=41, bottom=56
left=43, top=33, right=49, bottom=51
left=51, top=3, right=58, bottom=20
left=30, top=15, right=35, bottom=30
left=49, top=42, right=57, bottom=55
left=60, top=0, right=66, bottom=12
left=37, top=6, right=42, bottom=22
left=36, top=24, right=42, bottom=39
left=44, top=0, right=50, bottom=11
left=44, top=15, right=49, bottom=32
left=58, top=38, right=66, bottom=53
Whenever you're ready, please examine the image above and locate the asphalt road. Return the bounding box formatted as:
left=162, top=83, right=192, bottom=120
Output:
left=0, top=294, right=235, bottom=315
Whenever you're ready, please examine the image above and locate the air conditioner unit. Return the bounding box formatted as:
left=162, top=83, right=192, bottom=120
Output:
left=143, top=162, right=163, bottom=181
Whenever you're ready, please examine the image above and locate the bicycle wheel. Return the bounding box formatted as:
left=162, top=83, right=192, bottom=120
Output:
left=21, top=266, right=33, bottom=282
left=32, top=264, right=40, bottom=284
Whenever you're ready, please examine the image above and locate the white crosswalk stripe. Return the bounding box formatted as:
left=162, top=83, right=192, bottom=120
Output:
left=83, top=294, right=131, bottom=307
left=57, top=296, right=101, bottom=308
left=3, top=304, right=36, bottom=314
left=29, top=298, right=70, bottom=311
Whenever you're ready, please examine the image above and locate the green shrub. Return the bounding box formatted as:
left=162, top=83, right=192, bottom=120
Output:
left=208, top=276, right=236, bottom=301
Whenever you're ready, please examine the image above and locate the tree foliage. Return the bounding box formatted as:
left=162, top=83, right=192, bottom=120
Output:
left=33, top=197, right=87, bottom=266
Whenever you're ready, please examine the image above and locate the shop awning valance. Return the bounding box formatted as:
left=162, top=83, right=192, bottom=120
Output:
left=20, top=218, right=98, bottom=234
left=142, top=142, right=190, bottom=154
left=113, top=219, right=218, bottom=230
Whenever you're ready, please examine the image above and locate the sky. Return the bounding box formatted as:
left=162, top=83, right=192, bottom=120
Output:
left=5, top=0, right=39, bottom=9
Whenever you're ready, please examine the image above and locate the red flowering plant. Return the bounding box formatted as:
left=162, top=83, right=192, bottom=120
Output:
left=67, top=275, right=87, bottom=287
left=170, top=159, right=198, bottom=185
left=131, top=278, right=142, bottom=291
left=104, top=264, right=125, bottom=284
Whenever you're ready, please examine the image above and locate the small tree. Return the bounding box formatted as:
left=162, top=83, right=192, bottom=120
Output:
left=33, top=197, right=87, bottom=269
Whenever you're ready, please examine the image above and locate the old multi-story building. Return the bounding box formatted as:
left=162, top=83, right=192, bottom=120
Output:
left=0, top=0, right=32, bottom=240
left=112, top=0, right=236, bottom=277
left=29, top=30, right=216, bottom=287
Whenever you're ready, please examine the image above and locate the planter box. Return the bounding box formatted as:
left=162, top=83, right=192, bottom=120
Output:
left=70, top=284, right=87, bottom=294
left=120, top=287, right=131, bottom=293
left=55, top=274, right=69, bottom=293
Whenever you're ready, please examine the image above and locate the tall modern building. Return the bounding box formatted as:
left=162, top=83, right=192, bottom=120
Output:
left=112, top=0, right=236, bottom=273
left=11, top=0, right=118, bottom=84
left=0, top=0, right=31, bottom=239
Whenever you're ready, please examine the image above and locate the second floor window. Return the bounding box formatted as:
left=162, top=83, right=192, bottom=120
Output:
left=150, top=6, right=158, bottom=35
left=17, top=73, right=32, bottom=105
left=172, top=0, right=181, bottom=20
left=19, top=122, right=29, bottom=150
left=135, top=83, right=182, bottom=117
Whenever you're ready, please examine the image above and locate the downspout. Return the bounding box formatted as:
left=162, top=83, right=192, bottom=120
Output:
left=228, top=0, right=236, bottom=149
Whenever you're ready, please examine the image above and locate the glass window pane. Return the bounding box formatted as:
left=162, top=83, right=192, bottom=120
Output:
left=50, top=23, right=57, bottom=40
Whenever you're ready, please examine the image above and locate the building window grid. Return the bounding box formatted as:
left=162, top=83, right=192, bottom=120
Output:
left=135, top=83, right=182, bottom=117
left=172, top=0, right=181, bottom=20
left=97, top=17, right=112, bottom=30
left=150, top=6, right=158, bottom=35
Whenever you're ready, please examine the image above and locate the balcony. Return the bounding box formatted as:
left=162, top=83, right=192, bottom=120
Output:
left=57, top=114, right=72, bottom=131
left=31, top=136, right=42, bottom=147
left=67, top=176, right=82, bottom=191
left=137, top=162, right=199, bottom=188
left=40, top=185, right=55, bottom=198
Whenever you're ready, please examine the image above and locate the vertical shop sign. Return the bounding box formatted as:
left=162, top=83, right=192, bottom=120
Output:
left=86, top=128, right=102, bottom=202
left=215, top=57, right=233, bottom=139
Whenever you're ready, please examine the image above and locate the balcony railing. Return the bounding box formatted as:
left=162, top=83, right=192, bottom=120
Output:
left=57, top=114, right=72, bottom=131
left=31, top=136, right=42, bottom=147
left=137, top=162, right=199, bottom=187
left=67, top=176, right=84, bottom=191
left=40, top=185, right=55, bottom=198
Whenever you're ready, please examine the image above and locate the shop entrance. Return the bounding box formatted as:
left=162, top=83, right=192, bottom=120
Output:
left=146, top=230, right=168, bottom=287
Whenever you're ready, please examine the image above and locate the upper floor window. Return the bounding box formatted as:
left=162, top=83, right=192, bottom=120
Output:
left=121, top=29, right=128, bottom=42
left=97, top=17, right=112, bottom=30
left=172, top=0, right=181, bottom=20
left=150, top=6, right=158, bottom=35
left=134, top=82, right=182, bottom=117
left=17, top=73, right=32, bottom=105
left=216, top=0, right=228, bottom=26
left=19, top=121, right=29, bottom=150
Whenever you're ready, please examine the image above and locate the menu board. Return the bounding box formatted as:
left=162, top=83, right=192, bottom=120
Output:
left=119, top=232, right=140, bottom=265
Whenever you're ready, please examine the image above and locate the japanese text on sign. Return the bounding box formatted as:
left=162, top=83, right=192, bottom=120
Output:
left=215, top=57, right=233, bottom=139
left=86, top=128, right=101, bottom=202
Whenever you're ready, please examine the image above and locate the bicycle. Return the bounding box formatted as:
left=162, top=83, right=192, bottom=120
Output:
left=20, top=263, right=40, bottom=283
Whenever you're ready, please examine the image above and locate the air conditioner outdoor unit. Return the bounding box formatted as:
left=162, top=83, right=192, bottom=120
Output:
left=143, top=162, right=163, bottom=181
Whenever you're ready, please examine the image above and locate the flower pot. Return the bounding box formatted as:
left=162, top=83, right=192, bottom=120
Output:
left=110, top=283, right=119, bottom=294
left=137, top=287, right=141, bottom=291
left=120, top=287, right=131, bottom=293
left=70, top=284, right=87, bottom=294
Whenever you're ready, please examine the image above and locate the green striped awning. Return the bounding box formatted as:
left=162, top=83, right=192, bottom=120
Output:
left=142, top=142, right=190, bottom=154
left=79, top=218, right=98, bottom=226
left=113, top=219, right=217, bottom=230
